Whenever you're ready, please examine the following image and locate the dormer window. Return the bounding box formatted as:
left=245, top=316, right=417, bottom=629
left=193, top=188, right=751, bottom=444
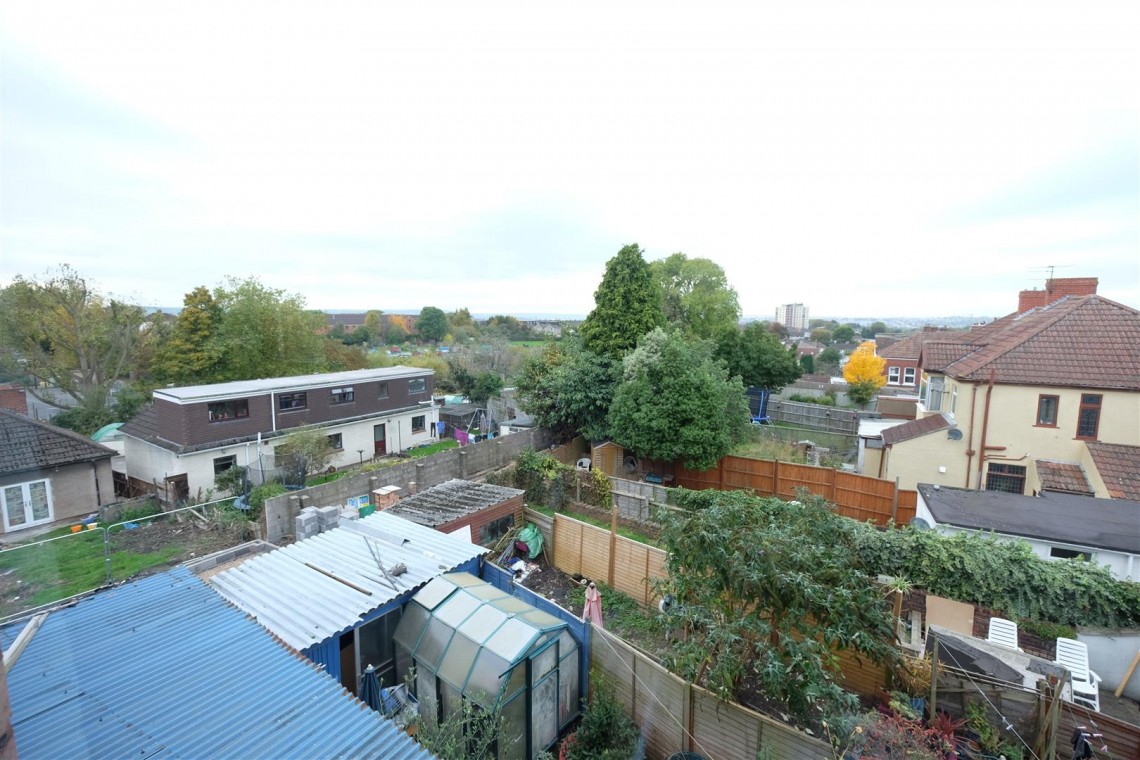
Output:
left=208, top=399, right=249, bottom=422
left=332, top=387, right=354, bottom=404
left=279, top=392, right=307, bottom=411
left=408, top=378, right=426, bottom=394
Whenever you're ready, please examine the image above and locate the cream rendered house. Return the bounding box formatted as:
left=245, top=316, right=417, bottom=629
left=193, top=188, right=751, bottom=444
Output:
left=876, top=294, right=1140, bottom=495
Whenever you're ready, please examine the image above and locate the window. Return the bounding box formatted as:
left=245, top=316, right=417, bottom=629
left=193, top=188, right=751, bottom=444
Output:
left=1049, top=547, right=1091, bottom=561
left=377, top=382, right=389, bottom=399
left=481, top=514, right=514, bottom=545
left=903, top=367, right=916, bottom=385
left=2, top=479, right=53, bottom=530
left=1036, top=395, right=1059, bottom=427
left=888, top=366, right=901, bottom=384
left=950, top=386, right=958, bottom=414
left=208, top=399, right=249, bottom=422
left=408, top=378, right=426, bottom=395
left=985, top=463, right=1026, bottom=494
left=925, top=376, right=944, bottom=411
left=213, top=455, right=237, bottom=475
left=331, top=387, right=354, bottom=405
left=278, top=392, right=307, bottom=411
left=1076, top=394, right=1101, bottom=440
left=412, top=415, right=426, bottom=433
left=327, top=433, right=343, bottom=450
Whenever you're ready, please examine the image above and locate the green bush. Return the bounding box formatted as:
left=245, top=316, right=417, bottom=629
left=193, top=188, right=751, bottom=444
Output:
left=851, top=524, right=1140, bottom=628
left=564, top=676, right=638, bottom=760
left=117, top=501, right=163, bottom=523
left=247, top=483, right=287, bottom=518
left=786, top=392, right=836, bottom=406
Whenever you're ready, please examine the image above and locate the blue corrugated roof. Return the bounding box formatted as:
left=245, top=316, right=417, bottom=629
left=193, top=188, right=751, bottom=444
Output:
left=2, top=567, right=433, bottom=759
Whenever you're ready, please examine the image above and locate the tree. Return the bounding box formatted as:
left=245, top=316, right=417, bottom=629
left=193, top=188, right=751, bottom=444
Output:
left=658, top=490, right=900, bottom=719
left=831, top=325, right=856, bottom=343
left=768, top=321, right=788, bottom=339
left=810, top=327, right=833, bottom=345
left=818, top=346, right=842, bottom=375
left=799, top=353, right=815, bottom=374
left=363, top=310, right=384, bottom=343
left=514, top=339, right=618, bottom=441
left=861, top=321, right=888, bottom=340
left=0, top=265, right=145, bottom=416
left=580, top=244, right=664, bottom=359
left=210, top=277, right=328, bottom=381
left=714, top=322, right=801, bottom=392
left=151, top=286, right=223, bottom=385
left=274, top=426, right=334, bottom=485
left=843, top=341, right=886, bottom=407
left=417, top=306, right=447, bottom=342
left=650, top=253, right=741, bottom=340
left=608, top=329, right=749, bottom=470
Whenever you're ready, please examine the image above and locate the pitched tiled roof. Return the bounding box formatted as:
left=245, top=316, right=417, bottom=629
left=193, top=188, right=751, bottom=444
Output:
left=879, top=330, right=967, bottom=361
left=1035, top=460, right=1094, bottom=495
left=940, top=296, right=1140, bottom=389
left=920, top=341, right=979, bottom=372
left=1086, top=442, right=1140, bottom=500
left=0, top=408, right=115, bottom=475
left=881, top=413, right=950, bottom=445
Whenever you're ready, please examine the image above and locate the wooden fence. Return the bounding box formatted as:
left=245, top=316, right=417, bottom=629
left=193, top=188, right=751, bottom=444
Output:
left=1058, top=700, right=1140, bottom=760
left=674, top=455, right=917, bottom=526
left=550, top=513, right=668, bottom=607
left=592, top=627, right=831, bottom=760
left=767, top=399, right=860, bottom=435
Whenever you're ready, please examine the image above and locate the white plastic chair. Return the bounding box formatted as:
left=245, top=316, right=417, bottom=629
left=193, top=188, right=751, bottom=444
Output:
left=985, top=617, right=1023, bottom=652
left=1054, top=637, right=1101, bottom=712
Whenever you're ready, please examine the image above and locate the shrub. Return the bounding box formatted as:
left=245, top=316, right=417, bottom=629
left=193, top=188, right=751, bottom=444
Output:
left=117, top=500, right=163, bottom=523
left=247, top=483, right=287, bottom=518
left=786, top=392, right=836, bottom=406
left=564, top=676, right=637, bottom=760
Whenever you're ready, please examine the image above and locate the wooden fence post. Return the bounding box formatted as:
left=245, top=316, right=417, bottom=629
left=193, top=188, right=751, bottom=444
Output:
left=828, top=468, right=837, bottom=502
left=608, top=500, right=618, bottom=587
left=773, top=458, right=781, bottom=498
left=891, top=478, right=900, bottom=523
left=929, top=638, right=940, bottom=719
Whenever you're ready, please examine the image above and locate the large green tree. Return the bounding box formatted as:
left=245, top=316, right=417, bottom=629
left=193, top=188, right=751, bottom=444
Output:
left=715, top=321, right=802, bottom=392
left=650, top=253, right=741, bottom=339
left=417, top=306, right=448, bottom=342
left=514, top=338, right=618, bottom=441
left=151, top=286, right=223, bottom=385
left=658, top=490, right=900, bottom=720
left=580, top=244, right=664, bottom=359
left=608, top=329, right=748, bottom=470
left=0, top=265, right=145, bottom=416
left=211, top=277, right=328, bottom=381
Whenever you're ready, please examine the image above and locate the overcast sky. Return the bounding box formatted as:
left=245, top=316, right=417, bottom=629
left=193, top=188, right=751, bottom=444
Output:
left=2, top=1, right=1137, bottom=320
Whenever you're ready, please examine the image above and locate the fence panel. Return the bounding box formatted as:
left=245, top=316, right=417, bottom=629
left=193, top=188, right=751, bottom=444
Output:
left=1057, top=701, right=1140, bottom=760
left=767, top=399, right=860, bottom=435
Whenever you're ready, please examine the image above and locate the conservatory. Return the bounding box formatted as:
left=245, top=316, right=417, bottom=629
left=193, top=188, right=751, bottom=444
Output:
left=393, top=573, right=581, bottom=759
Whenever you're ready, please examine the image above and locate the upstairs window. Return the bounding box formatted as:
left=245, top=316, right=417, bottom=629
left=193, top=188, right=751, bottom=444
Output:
left=378, top=382, right=389, bottom=399
left=903, top=367, right=916, bottom=385
left=331, top=387, right=354, bottom=404
left=1076, top=394, right=1101, bottom=440
left=985, top=463, right=1026, bottom=494
left=279, top=392, right=307, bottom=411
left=925, top=376, right=944, bottom=411
left=1036, top=395, right=1058, bottom=427
left=208, top=399, right=249, bottom=422
left=408, top=378, right=426, bottom=395
left=888, top=367, right=901, bottom=384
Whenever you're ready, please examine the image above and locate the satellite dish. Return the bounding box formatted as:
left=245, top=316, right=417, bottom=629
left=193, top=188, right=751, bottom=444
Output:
left=908, top=517, right=931, bottom=530
left=947, top=428, right=963, bottom=441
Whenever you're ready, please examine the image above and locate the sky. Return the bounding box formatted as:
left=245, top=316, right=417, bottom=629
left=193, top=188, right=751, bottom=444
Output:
left=1, top=1, right=1138, bottom=320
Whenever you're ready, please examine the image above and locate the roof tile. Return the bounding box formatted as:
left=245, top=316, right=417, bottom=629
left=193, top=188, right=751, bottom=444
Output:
left=1086, top=442, right=1140, bottom=500
left=0, top=408, right=115, bottom=475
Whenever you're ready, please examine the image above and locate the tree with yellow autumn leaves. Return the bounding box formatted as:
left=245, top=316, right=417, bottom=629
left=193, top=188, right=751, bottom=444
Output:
left=843, top=341, right=886, bottom=407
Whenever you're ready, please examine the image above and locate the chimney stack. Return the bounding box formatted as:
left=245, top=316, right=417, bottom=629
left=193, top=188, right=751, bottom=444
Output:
left=1017, top=277, right=1098, bottom=312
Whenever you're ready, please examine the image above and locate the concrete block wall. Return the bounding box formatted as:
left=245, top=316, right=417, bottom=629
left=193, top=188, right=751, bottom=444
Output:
left=263, top=428, right=554, bottom=542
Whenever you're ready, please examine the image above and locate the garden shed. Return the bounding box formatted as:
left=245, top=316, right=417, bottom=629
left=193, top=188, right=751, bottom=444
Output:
left=385, top=479, right=525, bottom=547
left=394, top=572, right=581, bottom=759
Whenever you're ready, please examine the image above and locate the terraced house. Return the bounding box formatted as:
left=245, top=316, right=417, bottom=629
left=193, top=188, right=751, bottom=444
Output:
left=120, top=367, right=438, bottom=503
left=868, top=284, right=1140, bottom=497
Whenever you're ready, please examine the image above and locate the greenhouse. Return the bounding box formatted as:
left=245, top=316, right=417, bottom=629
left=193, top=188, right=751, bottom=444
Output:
left=393, top=573, right=581, bottom=759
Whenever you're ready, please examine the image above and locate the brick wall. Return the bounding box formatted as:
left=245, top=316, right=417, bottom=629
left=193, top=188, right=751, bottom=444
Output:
left=1017, top=277, right=1098, bottom=312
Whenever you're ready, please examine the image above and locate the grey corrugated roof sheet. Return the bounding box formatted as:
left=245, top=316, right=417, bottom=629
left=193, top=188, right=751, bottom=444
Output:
left=0, top=408, right=115, bottom=475
left=917, top=483, right=1140, bottom=554
left=0, top=567, right=431, bottom=760
left=154, top=366, right=432, bottom=403
left=210, top=511, right=486, bottom=650
left=387, top=479, right=524, bottom=528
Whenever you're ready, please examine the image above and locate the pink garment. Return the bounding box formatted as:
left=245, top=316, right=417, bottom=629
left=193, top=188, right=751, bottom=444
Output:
left=454, top=429, right=469, bottom=446
left=583, top=583, right=604, bottom=629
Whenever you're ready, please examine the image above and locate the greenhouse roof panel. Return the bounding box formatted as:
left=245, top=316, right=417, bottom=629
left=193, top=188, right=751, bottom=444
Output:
left=484, top=617, right=538, bottom=662
left=414, top=576, right=460, bottom=611
left=462, top=604, right=510, bottom=643
left=435, top=590, right=482, bottom=629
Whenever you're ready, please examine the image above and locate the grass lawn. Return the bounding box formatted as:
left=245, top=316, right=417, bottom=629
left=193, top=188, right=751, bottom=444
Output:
left=405, top=439, right=459, bottom=458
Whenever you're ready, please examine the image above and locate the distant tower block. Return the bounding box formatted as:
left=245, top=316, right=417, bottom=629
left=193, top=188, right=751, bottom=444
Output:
left=774, top=303, right=810, bottom=334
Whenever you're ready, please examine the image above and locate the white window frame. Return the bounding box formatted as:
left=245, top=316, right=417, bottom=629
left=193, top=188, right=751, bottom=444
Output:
left=2, top=478, right=55, bottom=532
left=887, top=367, right=901, bottom=385
left=903, top=367, right=916, bottom=385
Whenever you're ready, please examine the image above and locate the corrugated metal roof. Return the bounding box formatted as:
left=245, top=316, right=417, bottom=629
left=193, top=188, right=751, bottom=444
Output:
left=1, top=567, right=432, bottom=760
left=210, top=511, right=486, bottom=650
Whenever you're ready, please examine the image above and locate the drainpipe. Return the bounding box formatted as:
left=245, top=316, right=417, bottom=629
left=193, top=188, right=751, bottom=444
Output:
left=963, top=383, right=979, bottom=488
left=92, top=461, right=103, bottom=506
left=271, top=392, right=277, bottom=432
left=975, top=369, right=997, bottom=489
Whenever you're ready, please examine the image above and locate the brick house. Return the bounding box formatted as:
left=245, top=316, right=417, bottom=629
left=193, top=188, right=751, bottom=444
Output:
left=877, top=327, right=965, bottom=392
left=120, top=367, right=439, bottom=503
